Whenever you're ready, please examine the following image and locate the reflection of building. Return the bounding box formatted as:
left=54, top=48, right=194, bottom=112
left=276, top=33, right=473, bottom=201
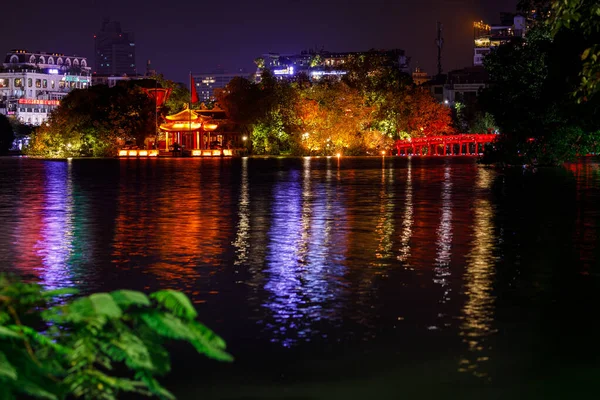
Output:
left=94, top=18, right=136, bottom=76
left=192, top=71, right=251, bottom=103
left=256, top=48, right=410, bottom=81
left=0, top=49, right=91, bottom=124
left=473, top=14, right=527, bottom=66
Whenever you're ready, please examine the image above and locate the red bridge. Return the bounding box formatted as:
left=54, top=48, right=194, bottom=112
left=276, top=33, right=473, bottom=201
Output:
left=395, top=134, right=498, bottom=156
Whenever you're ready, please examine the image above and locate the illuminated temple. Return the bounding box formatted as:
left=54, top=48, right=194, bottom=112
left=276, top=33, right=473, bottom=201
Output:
left=119, top=86, right=238, bottom=157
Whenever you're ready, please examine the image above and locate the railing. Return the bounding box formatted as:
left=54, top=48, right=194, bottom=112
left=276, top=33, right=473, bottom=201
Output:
left=395, top=133, right=498, bottom=156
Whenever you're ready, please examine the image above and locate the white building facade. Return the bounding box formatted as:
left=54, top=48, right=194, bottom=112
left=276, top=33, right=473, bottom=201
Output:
left=0, top=49, right=91, bottom=125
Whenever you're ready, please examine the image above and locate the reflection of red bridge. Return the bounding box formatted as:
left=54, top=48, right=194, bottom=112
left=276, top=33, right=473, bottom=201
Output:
left=395, top=134, right=498, bottom=156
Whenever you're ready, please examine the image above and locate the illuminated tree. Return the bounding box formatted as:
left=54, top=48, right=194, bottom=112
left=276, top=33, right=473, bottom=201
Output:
left=26, top=85, right=155, bottom=158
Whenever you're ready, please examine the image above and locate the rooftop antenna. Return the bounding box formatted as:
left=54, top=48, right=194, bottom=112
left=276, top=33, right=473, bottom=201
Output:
left=436, top=21, right=444, bottom=76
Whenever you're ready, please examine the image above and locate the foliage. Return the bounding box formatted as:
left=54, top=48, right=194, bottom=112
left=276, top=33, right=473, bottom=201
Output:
left=217, top=65, right=454, bottom=156
left=468, top=111, right=498, bottom=134
left=548, top=0, right=600, bottom=100
left=9, top=118, right=35, bottom=144
left=480, top=20, right=600, bottom=164
left=0, top=274, right=231, bottom=400
left=25, top=85, right=155, bottom=158
left=0, top=114, right=15, bottom=154
left=151, top=75, right=190, bottom=115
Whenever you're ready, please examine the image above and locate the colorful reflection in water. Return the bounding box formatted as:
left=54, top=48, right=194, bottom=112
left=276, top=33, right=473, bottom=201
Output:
left=36, top=161, right=75, bottom=289
left=2, top=157, right=600, bottom=393
left=263, top=158, right=347, bottom=347
left=459, top=168, right=497, bottom=379
left=397, top=160, right=413, bottom=263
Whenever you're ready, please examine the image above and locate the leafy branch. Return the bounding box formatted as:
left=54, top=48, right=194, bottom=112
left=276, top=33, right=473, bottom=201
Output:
left=0, top=275, right=231, bottom=400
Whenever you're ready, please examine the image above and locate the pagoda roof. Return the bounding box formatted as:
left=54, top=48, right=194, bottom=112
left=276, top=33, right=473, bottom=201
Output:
left=159, top=121, right=203, bottom=132
left=165, top=107, right=206, bottom=122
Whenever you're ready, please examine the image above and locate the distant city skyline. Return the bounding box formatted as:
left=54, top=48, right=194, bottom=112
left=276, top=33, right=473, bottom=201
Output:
left=0, top=0, right=518, bottom=84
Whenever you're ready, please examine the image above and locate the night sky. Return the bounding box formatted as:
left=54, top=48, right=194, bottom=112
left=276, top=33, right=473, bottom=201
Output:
left=2, top=0, right=517, bottom=85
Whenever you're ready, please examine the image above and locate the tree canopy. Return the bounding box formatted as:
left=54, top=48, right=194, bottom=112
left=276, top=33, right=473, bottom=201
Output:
left=480, top=8, right=600, bottom=164
left=216, top=68, right=453, bottom=156
left=26, top=84, right=155, bottom=158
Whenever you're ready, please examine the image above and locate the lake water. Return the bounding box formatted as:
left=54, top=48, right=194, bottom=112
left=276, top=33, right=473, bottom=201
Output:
left=1, top=156, right=599, bottom=399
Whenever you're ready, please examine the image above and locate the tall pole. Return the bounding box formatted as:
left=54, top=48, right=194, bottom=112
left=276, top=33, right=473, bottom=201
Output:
left=436, top=21, right=443, bottom=76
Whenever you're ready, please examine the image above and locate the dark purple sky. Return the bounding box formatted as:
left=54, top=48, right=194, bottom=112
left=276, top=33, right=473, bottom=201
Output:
left=1, top=0, right=517, bottom=85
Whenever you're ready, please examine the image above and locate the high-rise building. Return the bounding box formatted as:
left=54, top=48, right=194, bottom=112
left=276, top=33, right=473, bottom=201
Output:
left=473, top=14, right=527, bottom=66
left=192, top=71, right=251, bottom=103
left=94, top=18, right=136, bottom=76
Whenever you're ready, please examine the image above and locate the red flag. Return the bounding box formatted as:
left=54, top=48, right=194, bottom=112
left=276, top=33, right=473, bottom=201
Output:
left=190, top=74, right=199, bottom=104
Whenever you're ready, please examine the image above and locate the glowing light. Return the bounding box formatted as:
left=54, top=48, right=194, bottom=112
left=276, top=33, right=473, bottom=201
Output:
left=309, top=70, right=347, bottom=76
left=118, top=150, right=128, bottom=157
left=242, top=136, right=248, bottom=141
left=273, top=66, right=294, bottom=75
left=192, top=150, right=202, bottom=156
left=48, top=69, right=59, bottom=74
left=336, top=153, right=341, bottom=157
left=128, top=150, right=137, bottom=156
left=18, top=99, right=60, bottom=106
left=223, top=149, right=233, bottom=156
left=138, top=150, right=148, bottom=156
left=381, top=151, right=386, bottom=156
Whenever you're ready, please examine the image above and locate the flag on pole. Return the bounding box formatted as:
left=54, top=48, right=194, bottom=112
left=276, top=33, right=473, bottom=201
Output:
left=190, top=74, right=199, bottom=104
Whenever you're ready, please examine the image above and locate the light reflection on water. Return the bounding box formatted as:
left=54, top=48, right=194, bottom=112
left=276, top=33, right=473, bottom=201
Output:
left=459, top=168, right=497, bottom=379
left=1, top=157, right=600, bottom=388
left=37, top=161, right=75, bottom=289
left=263, top=158, right=346, bottom=347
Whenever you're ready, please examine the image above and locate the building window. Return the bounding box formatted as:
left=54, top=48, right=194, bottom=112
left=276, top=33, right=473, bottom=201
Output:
left=43, top=79, right=48, bottom=88
left=81, top=60, right=87, bottom=67
left=51, top=80, right=55, bottom=89
left=73, top=59, right=79, bottom=66
left=38, top=56, right=45, bottom=64
left=28, top=78, right=32, bottom=87
left=20, top=108, right=25, bottom=112
left=27, top=108, right=32, bottom=112
left=59, top=81, right=65, bottom=89
left=14, top=78, right=22, bottom=87
left=29, top=55, right=36, bottom=63
left=57, top=58, right=63, bottom=65
left=36, top=79, right=41, bottom=88
left=0, top=79, right=8, bottom=88
left=48, top=57, right=54, bottom=65
left=10, top=55, right=18, bottom=63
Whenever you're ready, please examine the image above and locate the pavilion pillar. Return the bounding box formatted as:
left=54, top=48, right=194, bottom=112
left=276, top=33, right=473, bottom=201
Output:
left=459, top=142, right=463, bottom=155
left=196, top=132, right=200, bottom=150
left=475, top=142, right=479, bottom=154
left=412, top=145, right=415, bottom=155
left=165, top=132, right=169, bottom=150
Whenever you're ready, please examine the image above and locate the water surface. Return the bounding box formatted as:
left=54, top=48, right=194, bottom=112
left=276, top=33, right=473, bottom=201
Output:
left=1, top=156, right=599, bottom=399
